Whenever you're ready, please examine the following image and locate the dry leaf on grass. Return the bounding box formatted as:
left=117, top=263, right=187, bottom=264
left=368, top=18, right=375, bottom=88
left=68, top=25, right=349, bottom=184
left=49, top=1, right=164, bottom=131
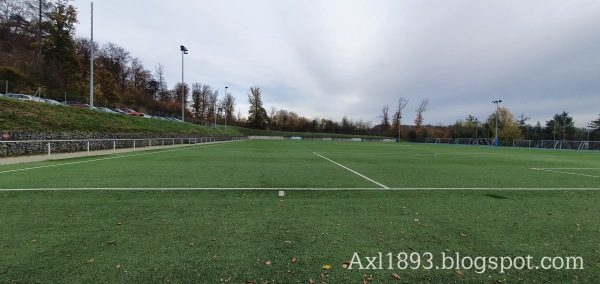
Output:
left=392, top=273, right=401, bottom=279
left=460, top=233, right=467, bottom=237
left=115, top=264, right=121, bottom=269
left=322, top=264, right=332, bottom=269
left=456, top=269, right=464, bottom=276
left=265, top=260, right=271, bottom=266
left=86, top=258, right=95, bottom=264
left=291, top=257, right=297, bottom=263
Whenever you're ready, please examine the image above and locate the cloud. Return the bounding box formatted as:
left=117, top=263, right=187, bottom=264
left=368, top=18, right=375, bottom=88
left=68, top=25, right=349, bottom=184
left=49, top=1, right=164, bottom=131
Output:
left=74, top=0, right=600, bottom=127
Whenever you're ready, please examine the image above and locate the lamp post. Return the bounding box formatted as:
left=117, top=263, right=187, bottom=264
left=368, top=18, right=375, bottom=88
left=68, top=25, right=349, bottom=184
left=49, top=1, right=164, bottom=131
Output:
left=492, top=100, right=502, bottom=147
left=180, top=45, right=188, bottom=122
left=224, top=86, right=228, bottom=127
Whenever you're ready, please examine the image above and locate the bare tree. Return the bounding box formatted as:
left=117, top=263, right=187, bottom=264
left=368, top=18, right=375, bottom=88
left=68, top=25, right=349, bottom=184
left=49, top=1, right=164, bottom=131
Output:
left=220, top=91, right=236, bottom=125
left=414, top=98, right=429, bottom=137
left=380, top=104, right=390, bottom=131
left=191, top=82, right=203, bottom=118
left=154, top=63, right=170, bottom=102
left=392, top=97, right=409, bottom=130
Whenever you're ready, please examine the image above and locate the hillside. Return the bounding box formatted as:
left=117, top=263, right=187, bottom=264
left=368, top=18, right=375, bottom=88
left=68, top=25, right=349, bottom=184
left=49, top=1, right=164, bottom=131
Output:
left=0, top=97, right=243, bottom=136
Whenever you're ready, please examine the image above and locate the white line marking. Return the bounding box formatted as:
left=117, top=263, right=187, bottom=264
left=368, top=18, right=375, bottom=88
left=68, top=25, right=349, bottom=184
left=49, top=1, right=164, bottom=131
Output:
left=1, top=187, right=599, bottom=191
left=313, top=152, right=389, bottom=189
left=530, top=168, right=600, bottom=179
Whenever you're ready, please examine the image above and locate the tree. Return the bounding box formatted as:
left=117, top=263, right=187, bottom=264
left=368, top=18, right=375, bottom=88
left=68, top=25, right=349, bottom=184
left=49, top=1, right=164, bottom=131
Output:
left=97, top=42, right=131, bottom=97
left=247, top=86, right=268, bottom=129
left=220, top=91, right=236, bottom=125
left=545, top=111, right=575, bottom=140
left=379, top=104, right=390, bottom=132
left=391, top=97, right=409, bottom=138
left=487, top=107, right=523, bottom=145
left=414, top=98, right=429, bottom=140
left=590, top=114, right=600, bottom=133
left=465, top=115, right=480, bottom=138
left=154, top=63, right=171, bottom=102
left=41, top=0, right=80, bottom=94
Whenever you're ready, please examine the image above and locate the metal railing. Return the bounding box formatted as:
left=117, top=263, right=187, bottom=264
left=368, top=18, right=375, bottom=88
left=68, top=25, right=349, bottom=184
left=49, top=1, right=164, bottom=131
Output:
left=0, top=137, right=223, bottom=159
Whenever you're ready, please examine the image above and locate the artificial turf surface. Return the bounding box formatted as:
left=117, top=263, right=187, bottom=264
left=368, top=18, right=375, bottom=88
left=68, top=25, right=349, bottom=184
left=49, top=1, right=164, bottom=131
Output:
left=0, top=140, right=598, bottom=283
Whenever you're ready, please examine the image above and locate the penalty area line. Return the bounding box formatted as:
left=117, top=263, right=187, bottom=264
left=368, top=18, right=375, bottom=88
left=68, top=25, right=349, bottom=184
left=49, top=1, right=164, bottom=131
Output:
left=313, top=152, right=389, bottom=189
left=313, top=152, right=390, bottom=189
left=530, top=168, right=600, bottom=179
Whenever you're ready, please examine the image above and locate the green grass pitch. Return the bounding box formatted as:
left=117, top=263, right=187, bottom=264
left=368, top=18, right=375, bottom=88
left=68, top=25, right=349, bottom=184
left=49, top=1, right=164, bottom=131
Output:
left=0, top=140, right=598, bottom=283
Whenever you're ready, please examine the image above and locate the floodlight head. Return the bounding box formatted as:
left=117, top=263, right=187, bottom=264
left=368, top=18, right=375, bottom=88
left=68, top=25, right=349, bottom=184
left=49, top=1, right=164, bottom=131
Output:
left=180, top=45, right=188, bottom=54
left=499, top=100, right=502, bottom=103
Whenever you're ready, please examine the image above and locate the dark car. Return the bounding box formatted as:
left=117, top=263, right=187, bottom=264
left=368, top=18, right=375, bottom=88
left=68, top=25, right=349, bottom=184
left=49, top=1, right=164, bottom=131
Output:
left=63, top=101, right=90, bottom=108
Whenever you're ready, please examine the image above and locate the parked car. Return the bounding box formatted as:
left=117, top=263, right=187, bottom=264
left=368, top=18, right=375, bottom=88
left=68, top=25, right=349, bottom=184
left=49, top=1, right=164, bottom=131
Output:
left=110, top=108, right=128, bottom=114
left=119, top=108, right=144, bottom=116
left=63, top=101, right=90, bottom=108
left=94, top=107, right=119, bottom=114
left=3, top=93, right=36, bottom=101
left=42, top=98, right=63, bottom=105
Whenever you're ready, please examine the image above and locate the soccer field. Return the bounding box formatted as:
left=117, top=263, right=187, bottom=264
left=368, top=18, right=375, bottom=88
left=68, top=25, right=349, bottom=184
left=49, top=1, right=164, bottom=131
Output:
left=1, top=139, right=599, bottom=190
left=0, top=140, right=598, bottom=283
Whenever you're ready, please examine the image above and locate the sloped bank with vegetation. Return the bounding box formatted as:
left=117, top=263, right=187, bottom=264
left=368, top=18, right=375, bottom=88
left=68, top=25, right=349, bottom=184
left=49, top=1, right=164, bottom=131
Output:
left=0, top=97, right=244, bottom=157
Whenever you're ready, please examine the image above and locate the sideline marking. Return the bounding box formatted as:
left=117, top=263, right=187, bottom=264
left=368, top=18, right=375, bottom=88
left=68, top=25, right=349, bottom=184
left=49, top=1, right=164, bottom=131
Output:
left=0, top=143, right=220, bottom=175
left=1, top=187, right=599, bottom=191
left=313, top=152, right=389, bottom=189
left=530, top=168, right=600, bottom=179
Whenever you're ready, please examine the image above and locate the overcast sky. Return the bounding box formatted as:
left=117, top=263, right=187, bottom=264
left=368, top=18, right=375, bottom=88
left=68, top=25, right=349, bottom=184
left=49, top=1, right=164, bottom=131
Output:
left=72, top=0, right=600, bottom=127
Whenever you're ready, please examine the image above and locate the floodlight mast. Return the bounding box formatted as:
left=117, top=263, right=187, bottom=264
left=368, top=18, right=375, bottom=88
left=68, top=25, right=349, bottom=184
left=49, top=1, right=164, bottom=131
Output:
left=492, top=100, right=502, bottom=147
left=180, top=45, right=188, bottom=122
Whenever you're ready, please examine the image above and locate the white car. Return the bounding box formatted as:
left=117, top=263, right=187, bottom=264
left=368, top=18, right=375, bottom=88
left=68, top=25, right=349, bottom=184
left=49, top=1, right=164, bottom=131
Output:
left=42, top=98, right=63, bottom=105
left=3, top=93, right=36, bottom=101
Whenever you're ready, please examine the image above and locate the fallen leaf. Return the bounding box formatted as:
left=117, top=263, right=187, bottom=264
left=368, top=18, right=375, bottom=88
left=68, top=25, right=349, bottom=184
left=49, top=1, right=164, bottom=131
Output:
left=460, top=233, right=467, bottom=237
left=115, top=264, right=121, bottom=269
left=30, top=240, right=37, bottom=244
left=342, top=263, right=348, bottom=269
left=322, top=264, right=332, bottom=270
left=188, top=242, right=195, bottom=247
left=107, top=240, right=116, bottom=244
left=456, top=269, right=464, bottom=276
left=265, top=260, right=271, bottom=266
left=291, top=257, right=297, bottom=263
left=392, top=273, right=401, bottom=279
left=86, top=258, right=95, bottom=264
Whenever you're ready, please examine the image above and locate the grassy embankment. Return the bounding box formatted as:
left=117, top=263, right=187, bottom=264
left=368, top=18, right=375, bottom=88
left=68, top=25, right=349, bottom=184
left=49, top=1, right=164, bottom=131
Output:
left=0, top=97, right=242, bottom=136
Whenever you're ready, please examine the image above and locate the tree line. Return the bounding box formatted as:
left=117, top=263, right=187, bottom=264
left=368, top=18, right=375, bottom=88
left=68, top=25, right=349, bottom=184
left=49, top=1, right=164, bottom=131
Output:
left=2, top=1, right=598, bottom=139
left=0, top=0, right=235, bottom=125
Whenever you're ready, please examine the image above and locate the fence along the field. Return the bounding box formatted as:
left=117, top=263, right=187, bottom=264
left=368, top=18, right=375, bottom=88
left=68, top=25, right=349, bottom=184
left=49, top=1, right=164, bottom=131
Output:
left=513, top=139, right=600, bottom=151
left=0, top=137, right=224, bottom=159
